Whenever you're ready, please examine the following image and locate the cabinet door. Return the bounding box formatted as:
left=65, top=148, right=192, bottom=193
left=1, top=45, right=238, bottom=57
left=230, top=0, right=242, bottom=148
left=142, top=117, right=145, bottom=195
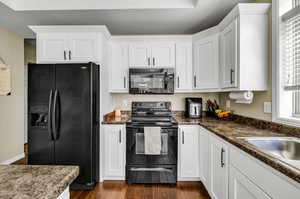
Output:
left=110, top=43, right=129, bottom=92
left=151, top=43, right=175, bottom=67
left=199, top=127, right=210, bottom=190
left=69, top=33, right=99, bottom=62
left=229, top=166, right=271, bottom=199
left=129, top=43, right=151, bottom=67
left=179, top=126, right=200, bottom=178
left=104, top=125, right=125, bottom=177
left=194, top=35, right=219, bottom=90
left=210, top=135, right=228, bottom=199
left=37, top=34, right=68, bottom=63
left=175, top=43, right=193, bottom=92
left=221, top=18, right=238, bottom=88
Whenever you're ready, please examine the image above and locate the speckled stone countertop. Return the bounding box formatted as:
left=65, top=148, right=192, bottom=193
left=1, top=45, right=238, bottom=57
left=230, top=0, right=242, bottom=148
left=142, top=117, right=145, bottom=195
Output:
left=0, top=165, right=79, bottom=199
left=175, top=114, right=300, bottom=184
left=101, top=111, right=130, bottom=124
left=102, top=111, right=300, bottom=184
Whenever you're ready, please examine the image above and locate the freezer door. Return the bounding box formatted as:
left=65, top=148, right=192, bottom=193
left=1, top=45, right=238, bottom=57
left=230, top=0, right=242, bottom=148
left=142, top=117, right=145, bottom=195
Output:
left=54, top=63, right=97, bottom=185
left=28, top=64, right=55, bottom=164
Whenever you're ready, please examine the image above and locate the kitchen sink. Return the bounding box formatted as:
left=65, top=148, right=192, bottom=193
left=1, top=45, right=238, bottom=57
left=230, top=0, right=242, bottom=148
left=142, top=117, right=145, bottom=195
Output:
left=238, top=137, right=300, bottom=170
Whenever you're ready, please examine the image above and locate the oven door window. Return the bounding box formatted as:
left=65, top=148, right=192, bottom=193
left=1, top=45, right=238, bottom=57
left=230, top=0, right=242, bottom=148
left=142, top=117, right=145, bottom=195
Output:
left=136, top=133, right=168, bottom=155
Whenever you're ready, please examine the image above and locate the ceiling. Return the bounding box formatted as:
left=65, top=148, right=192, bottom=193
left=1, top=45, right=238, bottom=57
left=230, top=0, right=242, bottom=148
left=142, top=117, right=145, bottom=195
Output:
left=0, top=0, right=255, bottom=38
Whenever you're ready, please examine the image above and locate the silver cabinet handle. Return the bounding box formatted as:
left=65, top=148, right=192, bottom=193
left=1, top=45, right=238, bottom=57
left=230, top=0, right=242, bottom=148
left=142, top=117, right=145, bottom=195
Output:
left=221, top=148, right=225, bottom=168
left=230, top=69, right=234, bottom=84
left=177, top=76, right=180, bottom=88
left=194, top=75, right=196, bottom=88
left=148, top=58, right=150, bottom=66
left=119, top=130, right=122, bottom=143
left=124, top=77, right=126, bottom=88
left=182, top=131, right=185, bottom=144
left=64, top=51, right=67, bottom=60
left=153, top=58, right=155, bottom=66
left=69, top=51, right=72, bottom=60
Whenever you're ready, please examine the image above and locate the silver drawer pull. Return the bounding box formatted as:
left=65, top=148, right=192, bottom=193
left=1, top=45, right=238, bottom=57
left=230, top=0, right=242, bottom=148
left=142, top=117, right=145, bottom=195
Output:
left=130, top=168, right=172, bottom=172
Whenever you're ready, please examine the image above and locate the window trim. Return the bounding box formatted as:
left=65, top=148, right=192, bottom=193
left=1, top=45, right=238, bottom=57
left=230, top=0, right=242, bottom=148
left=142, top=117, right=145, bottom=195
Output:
left=272, top=0, right=300, bottom=127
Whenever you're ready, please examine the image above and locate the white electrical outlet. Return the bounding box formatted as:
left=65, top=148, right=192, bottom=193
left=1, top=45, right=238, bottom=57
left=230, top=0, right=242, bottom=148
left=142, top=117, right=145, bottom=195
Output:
left=264, top=102, right=272, bottom=113
left=123, top=100, right=128, bottom=108
left=226, top=100, right=231, bottom=108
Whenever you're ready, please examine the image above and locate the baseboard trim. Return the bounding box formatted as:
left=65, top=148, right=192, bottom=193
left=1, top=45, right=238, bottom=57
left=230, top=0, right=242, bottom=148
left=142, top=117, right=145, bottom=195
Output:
left=0, top=153, right=25, bottom=165
left=103, top=176, right=125, bottom=181
left=177, top=177, right=201, bottom=181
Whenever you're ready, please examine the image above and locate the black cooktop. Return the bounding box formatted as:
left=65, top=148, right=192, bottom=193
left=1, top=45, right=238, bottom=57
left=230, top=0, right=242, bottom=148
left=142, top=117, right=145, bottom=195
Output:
left=127, top=101, right=178, bottom=127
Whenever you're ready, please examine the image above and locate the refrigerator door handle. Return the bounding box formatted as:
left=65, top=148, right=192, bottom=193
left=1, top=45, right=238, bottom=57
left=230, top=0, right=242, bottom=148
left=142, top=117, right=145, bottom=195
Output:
left=48, top=89, right=54, bottom=140
left=52, top=89, right=60, bottom=140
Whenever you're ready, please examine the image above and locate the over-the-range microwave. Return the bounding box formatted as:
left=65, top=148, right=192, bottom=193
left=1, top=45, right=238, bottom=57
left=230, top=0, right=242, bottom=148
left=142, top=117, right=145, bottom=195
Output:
left=129, top=68, right=174, bottom=94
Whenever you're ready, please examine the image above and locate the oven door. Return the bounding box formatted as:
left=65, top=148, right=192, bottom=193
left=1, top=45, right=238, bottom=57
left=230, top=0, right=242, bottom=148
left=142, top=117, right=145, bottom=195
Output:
left=126, top=126, right=178, bottom=165
left=129, top=68, right=174, bottom=94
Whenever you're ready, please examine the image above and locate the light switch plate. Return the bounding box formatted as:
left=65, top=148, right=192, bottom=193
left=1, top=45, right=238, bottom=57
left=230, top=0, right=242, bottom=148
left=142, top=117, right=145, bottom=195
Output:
left=264, top=102, right=272, bottom=113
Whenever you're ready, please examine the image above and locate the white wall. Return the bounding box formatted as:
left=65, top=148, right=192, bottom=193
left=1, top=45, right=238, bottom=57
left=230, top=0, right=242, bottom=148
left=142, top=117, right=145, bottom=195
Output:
left=112, top=93, right=220, bottom=111
left=0, top=28, right=24, bottom=163
left=24, top=40, right=36, bottom=143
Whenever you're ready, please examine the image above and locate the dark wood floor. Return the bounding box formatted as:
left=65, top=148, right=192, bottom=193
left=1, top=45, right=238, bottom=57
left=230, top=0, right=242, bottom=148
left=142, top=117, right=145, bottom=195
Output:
left=70, top=181, right=211, bottom=199
left=14, top=145, right=211, bottom=199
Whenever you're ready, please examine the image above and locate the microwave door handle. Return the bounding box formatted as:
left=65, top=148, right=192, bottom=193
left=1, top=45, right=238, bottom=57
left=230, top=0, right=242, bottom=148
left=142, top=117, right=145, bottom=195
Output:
left=164, top=73, right=168, bottom=89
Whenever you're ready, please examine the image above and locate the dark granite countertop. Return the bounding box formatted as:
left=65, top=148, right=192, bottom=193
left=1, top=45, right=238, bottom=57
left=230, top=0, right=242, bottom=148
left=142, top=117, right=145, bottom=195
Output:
left=102, top=111, right=300, bottom=184
left=175, top=115, right=300, bottom=184
left=0, top=165, right=79, bottom=199
left=101, top=111, right=130, bottom=124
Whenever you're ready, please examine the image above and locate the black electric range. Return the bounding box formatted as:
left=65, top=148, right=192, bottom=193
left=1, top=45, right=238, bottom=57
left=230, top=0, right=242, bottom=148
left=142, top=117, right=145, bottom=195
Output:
left=126, top=102, right=178, bottom=184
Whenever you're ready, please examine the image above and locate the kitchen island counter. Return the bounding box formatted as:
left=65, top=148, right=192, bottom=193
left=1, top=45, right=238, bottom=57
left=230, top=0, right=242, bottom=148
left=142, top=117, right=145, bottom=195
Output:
left=0, top=165, right=79, bottom=199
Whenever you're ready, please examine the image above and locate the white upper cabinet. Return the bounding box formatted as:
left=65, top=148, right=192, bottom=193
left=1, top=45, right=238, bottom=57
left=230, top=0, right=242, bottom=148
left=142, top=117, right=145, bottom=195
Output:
left=37, top=33, right=69, bottom=63
left=128, top=42, right=175, bottom=68
left=31, top=26, right=106, bottom=64
left=68, top=33, right=99, bottom=62
left=129, top=43, right=151, bottom=67
left=178, top=125, right=200, bottom=179
left=37, top=33, right=101, bottom=63
left=109, top=42, right=129, bottom=92
left=219, top=3, right=269, bottom=91
left=210, top=135, right=228, bottom=199
left=151, top=43, right=175, bottom=67
left=193, top=34, right=220, bottom=90
left=220, top=19, right=238, bottom=89
left=175, top=42, right=193, bottom=92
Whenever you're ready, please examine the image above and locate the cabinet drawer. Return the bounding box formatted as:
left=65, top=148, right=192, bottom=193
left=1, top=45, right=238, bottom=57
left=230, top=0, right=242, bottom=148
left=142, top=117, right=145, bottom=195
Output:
left=230, top=147, right=300, bottom=199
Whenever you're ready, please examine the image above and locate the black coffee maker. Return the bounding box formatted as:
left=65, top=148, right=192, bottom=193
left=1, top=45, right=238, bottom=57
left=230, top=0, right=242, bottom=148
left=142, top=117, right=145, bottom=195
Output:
left=185, top=98, right=203, bottom=119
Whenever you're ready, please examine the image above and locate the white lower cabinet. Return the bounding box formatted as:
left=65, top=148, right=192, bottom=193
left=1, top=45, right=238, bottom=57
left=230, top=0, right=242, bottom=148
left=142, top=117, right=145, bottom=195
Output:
left=103, top=125, right=126, bottom=179
left=57, top=187, right=70, bottom=199
left=178, top=125, right=200, bottom=179
left=199, top=127, right=210, bottom=190
left=230, top=146, right=300, bottom=199
left=200, top=128, right=300, bottom=199
left=209, top=134, right=228, bottom=199
left=100, top=124, right=300, bottom=198
left=229, top=165, right=271, bottom=199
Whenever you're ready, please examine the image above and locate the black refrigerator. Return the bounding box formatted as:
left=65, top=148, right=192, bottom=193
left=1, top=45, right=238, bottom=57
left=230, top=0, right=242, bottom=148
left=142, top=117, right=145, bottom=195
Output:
left=28, top=62, right=99, bottom=190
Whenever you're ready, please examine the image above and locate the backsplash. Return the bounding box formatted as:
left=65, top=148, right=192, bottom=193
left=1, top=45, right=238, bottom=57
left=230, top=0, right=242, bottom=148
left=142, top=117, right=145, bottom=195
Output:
left=112, top=93, right=220, bottom=111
